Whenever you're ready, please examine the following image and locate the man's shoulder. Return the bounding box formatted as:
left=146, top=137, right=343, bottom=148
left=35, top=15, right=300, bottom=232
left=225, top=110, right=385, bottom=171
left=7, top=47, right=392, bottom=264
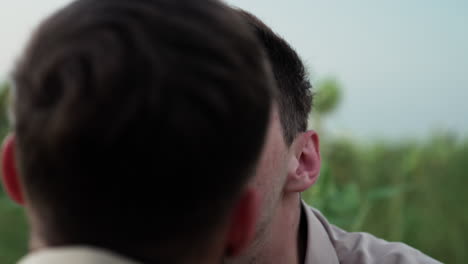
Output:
left=302, top=202, right=442, bottom=264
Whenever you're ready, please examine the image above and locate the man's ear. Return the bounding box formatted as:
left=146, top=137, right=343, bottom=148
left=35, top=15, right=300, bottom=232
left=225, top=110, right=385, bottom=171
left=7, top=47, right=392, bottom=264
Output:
left=1, top=134, right=24, bottom=205
left=225, top=187, right=259, bottom=257
left=284, top=130, right=321, bottom=193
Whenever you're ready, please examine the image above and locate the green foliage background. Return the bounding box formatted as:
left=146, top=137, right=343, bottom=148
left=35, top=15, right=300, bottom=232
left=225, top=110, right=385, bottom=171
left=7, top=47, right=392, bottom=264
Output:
left=0, top=82, right=29, bottom=264
left=0, top=79, right=466, bottom=263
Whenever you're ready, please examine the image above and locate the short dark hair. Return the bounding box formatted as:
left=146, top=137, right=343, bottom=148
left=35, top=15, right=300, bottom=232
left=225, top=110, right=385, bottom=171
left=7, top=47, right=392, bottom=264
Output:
left=239, top=10, right=313, bottom=145
left=12, top=0, right=274, bottom=262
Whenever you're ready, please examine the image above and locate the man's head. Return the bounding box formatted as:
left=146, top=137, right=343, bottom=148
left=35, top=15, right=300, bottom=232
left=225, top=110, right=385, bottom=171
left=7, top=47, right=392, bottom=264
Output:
left=1, top=0, right=275, bottom=262
left=225, top=10, right=321, bottom=263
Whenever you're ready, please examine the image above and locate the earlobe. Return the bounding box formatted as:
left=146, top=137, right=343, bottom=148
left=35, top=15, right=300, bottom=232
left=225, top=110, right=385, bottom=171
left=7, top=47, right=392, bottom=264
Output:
left=225, top=188, right=259, bottom=257
left=1, top=134, right=25, bottom=205
left=285, top=131, right=321, bottom=193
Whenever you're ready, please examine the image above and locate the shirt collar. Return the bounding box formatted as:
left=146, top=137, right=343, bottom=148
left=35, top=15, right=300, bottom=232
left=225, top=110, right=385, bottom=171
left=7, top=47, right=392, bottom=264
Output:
left=18, top=246, right=141, bottom=264
left=301, top=200, right=340, bottom=264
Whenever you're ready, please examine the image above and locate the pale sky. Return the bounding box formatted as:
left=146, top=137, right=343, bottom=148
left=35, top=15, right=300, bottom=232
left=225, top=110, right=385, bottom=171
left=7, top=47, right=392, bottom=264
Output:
left=1, top=0, right=467, bottom=139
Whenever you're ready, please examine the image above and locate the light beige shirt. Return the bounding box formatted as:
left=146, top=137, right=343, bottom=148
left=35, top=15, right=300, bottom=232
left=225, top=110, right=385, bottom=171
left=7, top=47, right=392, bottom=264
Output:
left=18, top=247, right=141, bottom=264
left=302, top=201, right=443, bottom=264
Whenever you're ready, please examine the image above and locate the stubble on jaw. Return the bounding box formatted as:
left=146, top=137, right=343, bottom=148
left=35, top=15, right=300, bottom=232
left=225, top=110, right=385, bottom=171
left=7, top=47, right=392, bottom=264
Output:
left=224, top=177, right=287, bottom=264
left=224, top=110, right=290, bottom=264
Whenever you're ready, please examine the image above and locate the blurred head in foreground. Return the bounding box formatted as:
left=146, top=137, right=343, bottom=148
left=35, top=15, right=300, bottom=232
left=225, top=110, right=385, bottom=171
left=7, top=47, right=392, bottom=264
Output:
left=0, top=0, right=275, bottom=263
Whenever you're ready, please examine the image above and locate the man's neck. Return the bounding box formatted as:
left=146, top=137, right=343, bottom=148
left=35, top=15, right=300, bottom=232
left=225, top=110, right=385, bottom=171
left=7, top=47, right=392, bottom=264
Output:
left=224, top=194, right=305, bottom=264
left=261, top=194, right=304, bottom=264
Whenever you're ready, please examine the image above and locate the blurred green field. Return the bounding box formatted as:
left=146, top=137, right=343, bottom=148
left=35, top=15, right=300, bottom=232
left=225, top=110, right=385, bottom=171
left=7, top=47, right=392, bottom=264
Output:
left=0, top=197, right=28, bottom=264
left=0, top=80, right=467, bottom=263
